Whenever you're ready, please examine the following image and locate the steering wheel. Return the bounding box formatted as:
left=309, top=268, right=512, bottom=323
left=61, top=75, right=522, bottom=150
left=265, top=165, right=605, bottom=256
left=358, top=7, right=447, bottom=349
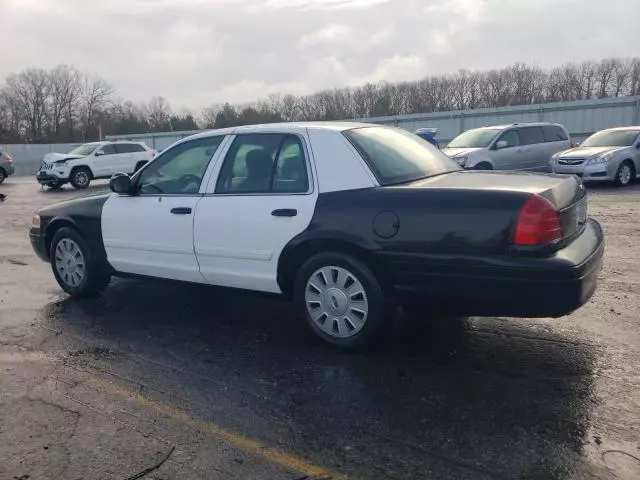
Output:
left=180, top=174, right=201, bottom=193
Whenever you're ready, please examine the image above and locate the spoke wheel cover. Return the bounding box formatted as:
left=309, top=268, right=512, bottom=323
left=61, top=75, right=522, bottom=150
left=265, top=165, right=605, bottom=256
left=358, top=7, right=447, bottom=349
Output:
left=619, top=164, right=632, bottom=185
left=54, top=238, right=86, bottom=288
left=305, top=265, right=369, bottom=338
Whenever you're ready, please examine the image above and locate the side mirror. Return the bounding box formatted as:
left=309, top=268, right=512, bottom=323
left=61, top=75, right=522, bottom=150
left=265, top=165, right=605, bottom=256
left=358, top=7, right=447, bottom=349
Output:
left=95, top=150, right=105, bottom=156
left=109, top=173, right=133, bottom=194
left=496, top=140, right=508, bottom=149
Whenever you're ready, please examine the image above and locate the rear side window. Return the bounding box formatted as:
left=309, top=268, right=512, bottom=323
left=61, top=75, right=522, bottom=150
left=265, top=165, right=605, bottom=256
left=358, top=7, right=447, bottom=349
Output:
left=518, top=127, right=545, bottom=145
left=115, top=143, right=145, bottom=153
left=216, top=134, right=309, bottom=194
left=543, top=125, right=568, bottom=142
left=344, top=127, right=459, bottom=185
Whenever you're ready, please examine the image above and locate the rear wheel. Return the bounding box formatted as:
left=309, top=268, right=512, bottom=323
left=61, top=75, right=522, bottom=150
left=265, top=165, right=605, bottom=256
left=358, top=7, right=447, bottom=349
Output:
left=614, top=160, right=634, bottom=187
left=70, top=167, right=91, bottom=189
left=295, top=252, right=389, bottom=349
left=50, top=227, right=110, bottom=297
left=0, top=168, right=6, bottom=184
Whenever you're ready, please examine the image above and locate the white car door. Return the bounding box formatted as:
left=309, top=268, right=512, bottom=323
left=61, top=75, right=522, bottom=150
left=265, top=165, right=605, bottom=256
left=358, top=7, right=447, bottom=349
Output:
left=194, top=131, right=318, bottom=293
left=92, top=144, right=121, bottom=177
left=113, top=143, right=140, bottom=173
left=101, top=135, right=227, bottom=282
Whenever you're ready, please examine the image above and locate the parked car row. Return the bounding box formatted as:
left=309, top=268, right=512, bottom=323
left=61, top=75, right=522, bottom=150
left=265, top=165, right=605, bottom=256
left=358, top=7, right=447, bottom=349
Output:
left=0, top=149, right=15, bottom=183
left=428, top=123, right=640, bottom=187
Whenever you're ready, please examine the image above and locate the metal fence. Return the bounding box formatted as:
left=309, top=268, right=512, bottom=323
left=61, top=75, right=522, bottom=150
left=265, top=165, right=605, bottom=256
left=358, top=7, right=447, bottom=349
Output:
left=5, top=95, right=640, bottom=177
left=359, top=95, right=640, bottom=144
left=1, top=143, right=77, bottom=177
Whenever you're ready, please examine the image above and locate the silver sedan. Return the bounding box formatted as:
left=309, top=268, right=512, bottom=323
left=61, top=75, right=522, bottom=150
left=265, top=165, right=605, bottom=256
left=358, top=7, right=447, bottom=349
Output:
left=550, top=127, right=640, bottom=186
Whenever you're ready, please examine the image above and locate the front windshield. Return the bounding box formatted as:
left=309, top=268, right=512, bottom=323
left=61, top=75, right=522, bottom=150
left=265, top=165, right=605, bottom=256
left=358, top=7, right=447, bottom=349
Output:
left=582, top=130, right=640, bottom=147
left=68, top=144, right=99, bottom=156
left=447, top=128, right=501, bottom=148
left=344, top=126, right=460, bottom=185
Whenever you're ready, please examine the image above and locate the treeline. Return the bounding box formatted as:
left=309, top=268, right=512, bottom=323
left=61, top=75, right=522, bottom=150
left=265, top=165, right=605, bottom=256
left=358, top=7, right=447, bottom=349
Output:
left=2, top=58, right=640, bottom=143
left=0, top=66, right=197, bottom=143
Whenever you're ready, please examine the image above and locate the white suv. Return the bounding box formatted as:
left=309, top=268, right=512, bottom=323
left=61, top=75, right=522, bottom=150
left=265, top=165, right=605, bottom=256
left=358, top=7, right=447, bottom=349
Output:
left=37, top=141, right=155, bottom=189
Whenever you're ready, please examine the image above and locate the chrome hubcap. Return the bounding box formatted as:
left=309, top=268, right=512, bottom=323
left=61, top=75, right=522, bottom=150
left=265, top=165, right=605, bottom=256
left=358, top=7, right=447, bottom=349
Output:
left=54, top=238, right=85, bottom=287
left=619, top=165, right=631, bottom=185
left=305, top=266, right=368, bottom=338
left=75, top=171, right=89, bottom=186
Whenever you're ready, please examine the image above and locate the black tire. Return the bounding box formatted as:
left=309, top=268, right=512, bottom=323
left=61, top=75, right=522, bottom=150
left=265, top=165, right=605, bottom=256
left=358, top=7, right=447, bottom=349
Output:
left=70, top=167, right=91, bottom=189
left=294, top=252, right=390, bottom=349
left=0, top=168, right=6, bottom=184
left=134, top=161, right=147, bottom=173
left=50, top=227, right=110, bottom=297
left=614, top=160, right=635, bottom=187
left=473, top=162, right=493, bottom=170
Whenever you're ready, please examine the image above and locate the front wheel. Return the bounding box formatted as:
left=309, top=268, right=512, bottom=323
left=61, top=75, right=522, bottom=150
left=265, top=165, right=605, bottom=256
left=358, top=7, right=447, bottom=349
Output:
left=614, top=161, right=634, bottom=187
left=70, top=167, right=91, bottom=189
left=50, top=227, right=110, bottom=297
left=295, top=252, right=389, bottom=349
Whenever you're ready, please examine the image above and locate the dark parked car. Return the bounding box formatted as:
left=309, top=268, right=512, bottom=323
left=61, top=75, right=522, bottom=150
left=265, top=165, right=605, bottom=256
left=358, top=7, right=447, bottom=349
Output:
left=29, top=123, right=604, bottom=349
left=0, top=149, right=15, bottom=183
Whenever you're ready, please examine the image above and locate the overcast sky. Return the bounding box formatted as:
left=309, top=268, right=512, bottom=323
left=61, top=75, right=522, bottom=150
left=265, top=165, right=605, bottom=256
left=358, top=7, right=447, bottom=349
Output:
left=2, top=0, right=639, bottom=110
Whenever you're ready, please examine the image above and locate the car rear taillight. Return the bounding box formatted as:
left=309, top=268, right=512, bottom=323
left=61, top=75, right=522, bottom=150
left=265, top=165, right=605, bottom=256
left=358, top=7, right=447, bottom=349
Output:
left=513, top=195, right=562, bottom=246
left=5, top=154, right=13, bottom=163
left=151, top=149, right=158, bottom=157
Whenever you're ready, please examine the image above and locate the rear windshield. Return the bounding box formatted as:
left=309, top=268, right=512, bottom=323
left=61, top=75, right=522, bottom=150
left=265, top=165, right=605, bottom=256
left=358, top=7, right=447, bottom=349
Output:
left=582, top=130, right=640, bottom=147
left=344, top=127, right=460, bottom=185
left=68, top=144, right=99, bottom=156
left=447, top=128, right=501, bottom=148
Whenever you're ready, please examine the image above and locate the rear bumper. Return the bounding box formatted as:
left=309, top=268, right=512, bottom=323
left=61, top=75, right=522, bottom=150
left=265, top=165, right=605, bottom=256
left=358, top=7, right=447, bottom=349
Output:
left=29, top=228, right=49, bottom=262
left=388, top=218, right=604, bottom=317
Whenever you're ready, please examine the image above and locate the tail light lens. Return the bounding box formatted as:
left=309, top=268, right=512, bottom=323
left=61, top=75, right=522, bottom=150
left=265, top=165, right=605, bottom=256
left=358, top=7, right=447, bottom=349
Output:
left=513, top=195, right=562, bottom=246
left=151, top=149, right=158, bottom=157
left=5, top=154, right=13, bottom=163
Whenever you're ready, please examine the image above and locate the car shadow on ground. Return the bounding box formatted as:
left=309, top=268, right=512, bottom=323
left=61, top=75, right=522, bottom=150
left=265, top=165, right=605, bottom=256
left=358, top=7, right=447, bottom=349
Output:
left=41, top=278, right=601, bottom=480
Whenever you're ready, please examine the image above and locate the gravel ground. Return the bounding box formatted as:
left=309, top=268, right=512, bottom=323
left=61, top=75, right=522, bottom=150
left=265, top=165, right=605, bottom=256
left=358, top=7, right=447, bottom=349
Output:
left=0, top=177, right=639, bottom=480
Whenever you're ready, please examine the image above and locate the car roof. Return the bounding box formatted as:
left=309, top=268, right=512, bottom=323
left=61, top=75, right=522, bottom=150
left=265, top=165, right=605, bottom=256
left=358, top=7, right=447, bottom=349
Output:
left=184, top=121, right=376, bottom=141
left=599, top=126, right=640, bottom=132
left=473, top=122, right=565, bottom=131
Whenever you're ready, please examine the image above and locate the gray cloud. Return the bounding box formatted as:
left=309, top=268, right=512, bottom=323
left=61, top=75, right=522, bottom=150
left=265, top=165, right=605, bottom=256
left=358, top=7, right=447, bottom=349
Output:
left=2, top=0, right=639, bottom=110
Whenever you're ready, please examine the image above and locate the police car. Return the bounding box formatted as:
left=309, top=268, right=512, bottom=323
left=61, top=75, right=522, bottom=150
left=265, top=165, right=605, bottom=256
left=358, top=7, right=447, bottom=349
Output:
left=29, top=123, right=604, bottom=348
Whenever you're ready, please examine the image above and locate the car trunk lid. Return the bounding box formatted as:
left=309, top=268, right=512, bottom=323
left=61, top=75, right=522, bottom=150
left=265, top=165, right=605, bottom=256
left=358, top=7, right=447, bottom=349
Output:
left=403, top=170, right=588, bottom=245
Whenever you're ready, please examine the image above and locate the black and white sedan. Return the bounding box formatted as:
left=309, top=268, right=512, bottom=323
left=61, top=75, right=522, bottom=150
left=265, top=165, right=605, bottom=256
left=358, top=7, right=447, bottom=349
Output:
left=29, top=123, right=604, bottom=348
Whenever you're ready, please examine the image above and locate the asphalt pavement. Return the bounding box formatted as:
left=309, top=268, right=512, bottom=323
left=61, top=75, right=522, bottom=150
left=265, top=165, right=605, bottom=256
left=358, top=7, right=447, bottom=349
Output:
left=1, top=178, right=639, bottom=479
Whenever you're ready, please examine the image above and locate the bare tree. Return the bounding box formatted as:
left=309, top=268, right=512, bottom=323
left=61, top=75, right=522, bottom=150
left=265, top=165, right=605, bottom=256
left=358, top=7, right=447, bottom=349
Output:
left=147, top=96, right=172, bottom=131
left=630, top=58, right=640, bottom=96
left=79, top=74, right=113, bottom=140
left=47, top=65, right=80, bottom=140
left=200, top=103, right=221, bottom=128
left=4, top=68, right=50, bottom=141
